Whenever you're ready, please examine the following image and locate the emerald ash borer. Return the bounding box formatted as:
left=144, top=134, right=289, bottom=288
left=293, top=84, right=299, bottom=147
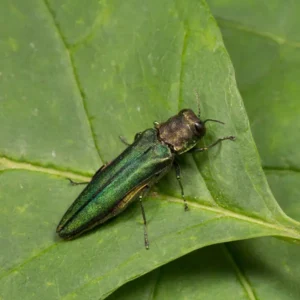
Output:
left=57, top=107, right=235, bottom=249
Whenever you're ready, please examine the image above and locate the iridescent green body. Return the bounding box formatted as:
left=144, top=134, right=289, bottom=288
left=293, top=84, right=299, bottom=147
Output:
left=57, top=109, right=235, bottom=246
left=57, top=128, right=173, bottom=239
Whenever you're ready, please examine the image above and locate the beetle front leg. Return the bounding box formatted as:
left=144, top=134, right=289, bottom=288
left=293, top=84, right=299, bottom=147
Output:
left=190, top=136, right=235, bottom=153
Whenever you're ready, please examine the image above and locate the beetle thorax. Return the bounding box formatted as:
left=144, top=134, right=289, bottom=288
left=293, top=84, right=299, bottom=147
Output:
left=156, top=109, right=206, bottom=154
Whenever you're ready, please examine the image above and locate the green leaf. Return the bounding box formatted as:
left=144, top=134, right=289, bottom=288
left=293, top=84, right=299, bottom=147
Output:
left=107, top=1, right=300, bottom=299
left=0, top=0, right=299, bottom=299
left=107, top=238, right=300, bottom=300
left=208, top=0, right=300, bottom=172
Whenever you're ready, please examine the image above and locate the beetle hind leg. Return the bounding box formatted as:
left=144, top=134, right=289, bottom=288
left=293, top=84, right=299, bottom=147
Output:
left=138, top=186, right=151, bottom=250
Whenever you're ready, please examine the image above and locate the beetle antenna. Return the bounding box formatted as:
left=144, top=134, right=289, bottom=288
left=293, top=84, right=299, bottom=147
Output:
left=194, top=89, right=201, bottom=118
left=203, top=119, right=225, bottom=125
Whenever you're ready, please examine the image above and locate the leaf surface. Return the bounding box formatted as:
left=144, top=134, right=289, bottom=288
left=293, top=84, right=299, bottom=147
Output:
left=0, top=0, right=299, bottom=299
left=106, top=1, right=300, bottom=299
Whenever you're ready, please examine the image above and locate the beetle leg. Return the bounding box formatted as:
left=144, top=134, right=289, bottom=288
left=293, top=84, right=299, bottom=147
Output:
left=138, top=186, right=151, bottom=250
left=119, top=132, right=142, bottom=146
left=119, top=135, right=130, bottom=145
left=173, top=160, right=188, bottom=211
left=67, top=178, right=89, bottom=186
left=190, top=136, right=235, bottom=152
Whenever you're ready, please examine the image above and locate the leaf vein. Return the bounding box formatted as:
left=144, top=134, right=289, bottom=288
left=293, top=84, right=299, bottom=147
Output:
left=222, top=244, right=257, bottom=300
left=177, top=29, right=189, bottom=111
left=0, top=243, right=58, bottom=280
left=263, top=166, right=300, bottom=174
left=0, top=156, right=91, bottom=181
left=43, top=0, right=104, bottom=162
left=149, top=268, right=161, bottom=300
left=162, top=195, right=300, bottom=238
left=1, top=154, right=299, bottom=238
left=216, top=17, right=300, bottom=49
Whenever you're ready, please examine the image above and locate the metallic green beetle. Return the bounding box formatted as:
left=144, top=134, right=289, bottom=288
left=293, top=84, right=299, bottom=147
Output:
left=57, top=109, right=235, bottom=249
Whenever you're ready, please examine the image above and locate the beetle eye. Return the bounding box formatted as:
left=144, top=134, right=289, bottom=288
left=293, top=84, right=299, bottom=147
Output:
left=194, top=122, right=205, bottom=136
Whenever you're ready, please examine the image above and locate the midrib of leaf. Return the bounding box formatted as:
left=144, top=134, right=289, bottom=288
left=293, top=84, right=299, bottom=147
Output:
left=42, top=0, right=104, bottom=163
left=2, top=155, right=300, bottom=237
left=0, top=157, right=91, bottom=181
left=164, top=194, right=300, bottom=237
left=215, top=16, right=300, bottom=49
